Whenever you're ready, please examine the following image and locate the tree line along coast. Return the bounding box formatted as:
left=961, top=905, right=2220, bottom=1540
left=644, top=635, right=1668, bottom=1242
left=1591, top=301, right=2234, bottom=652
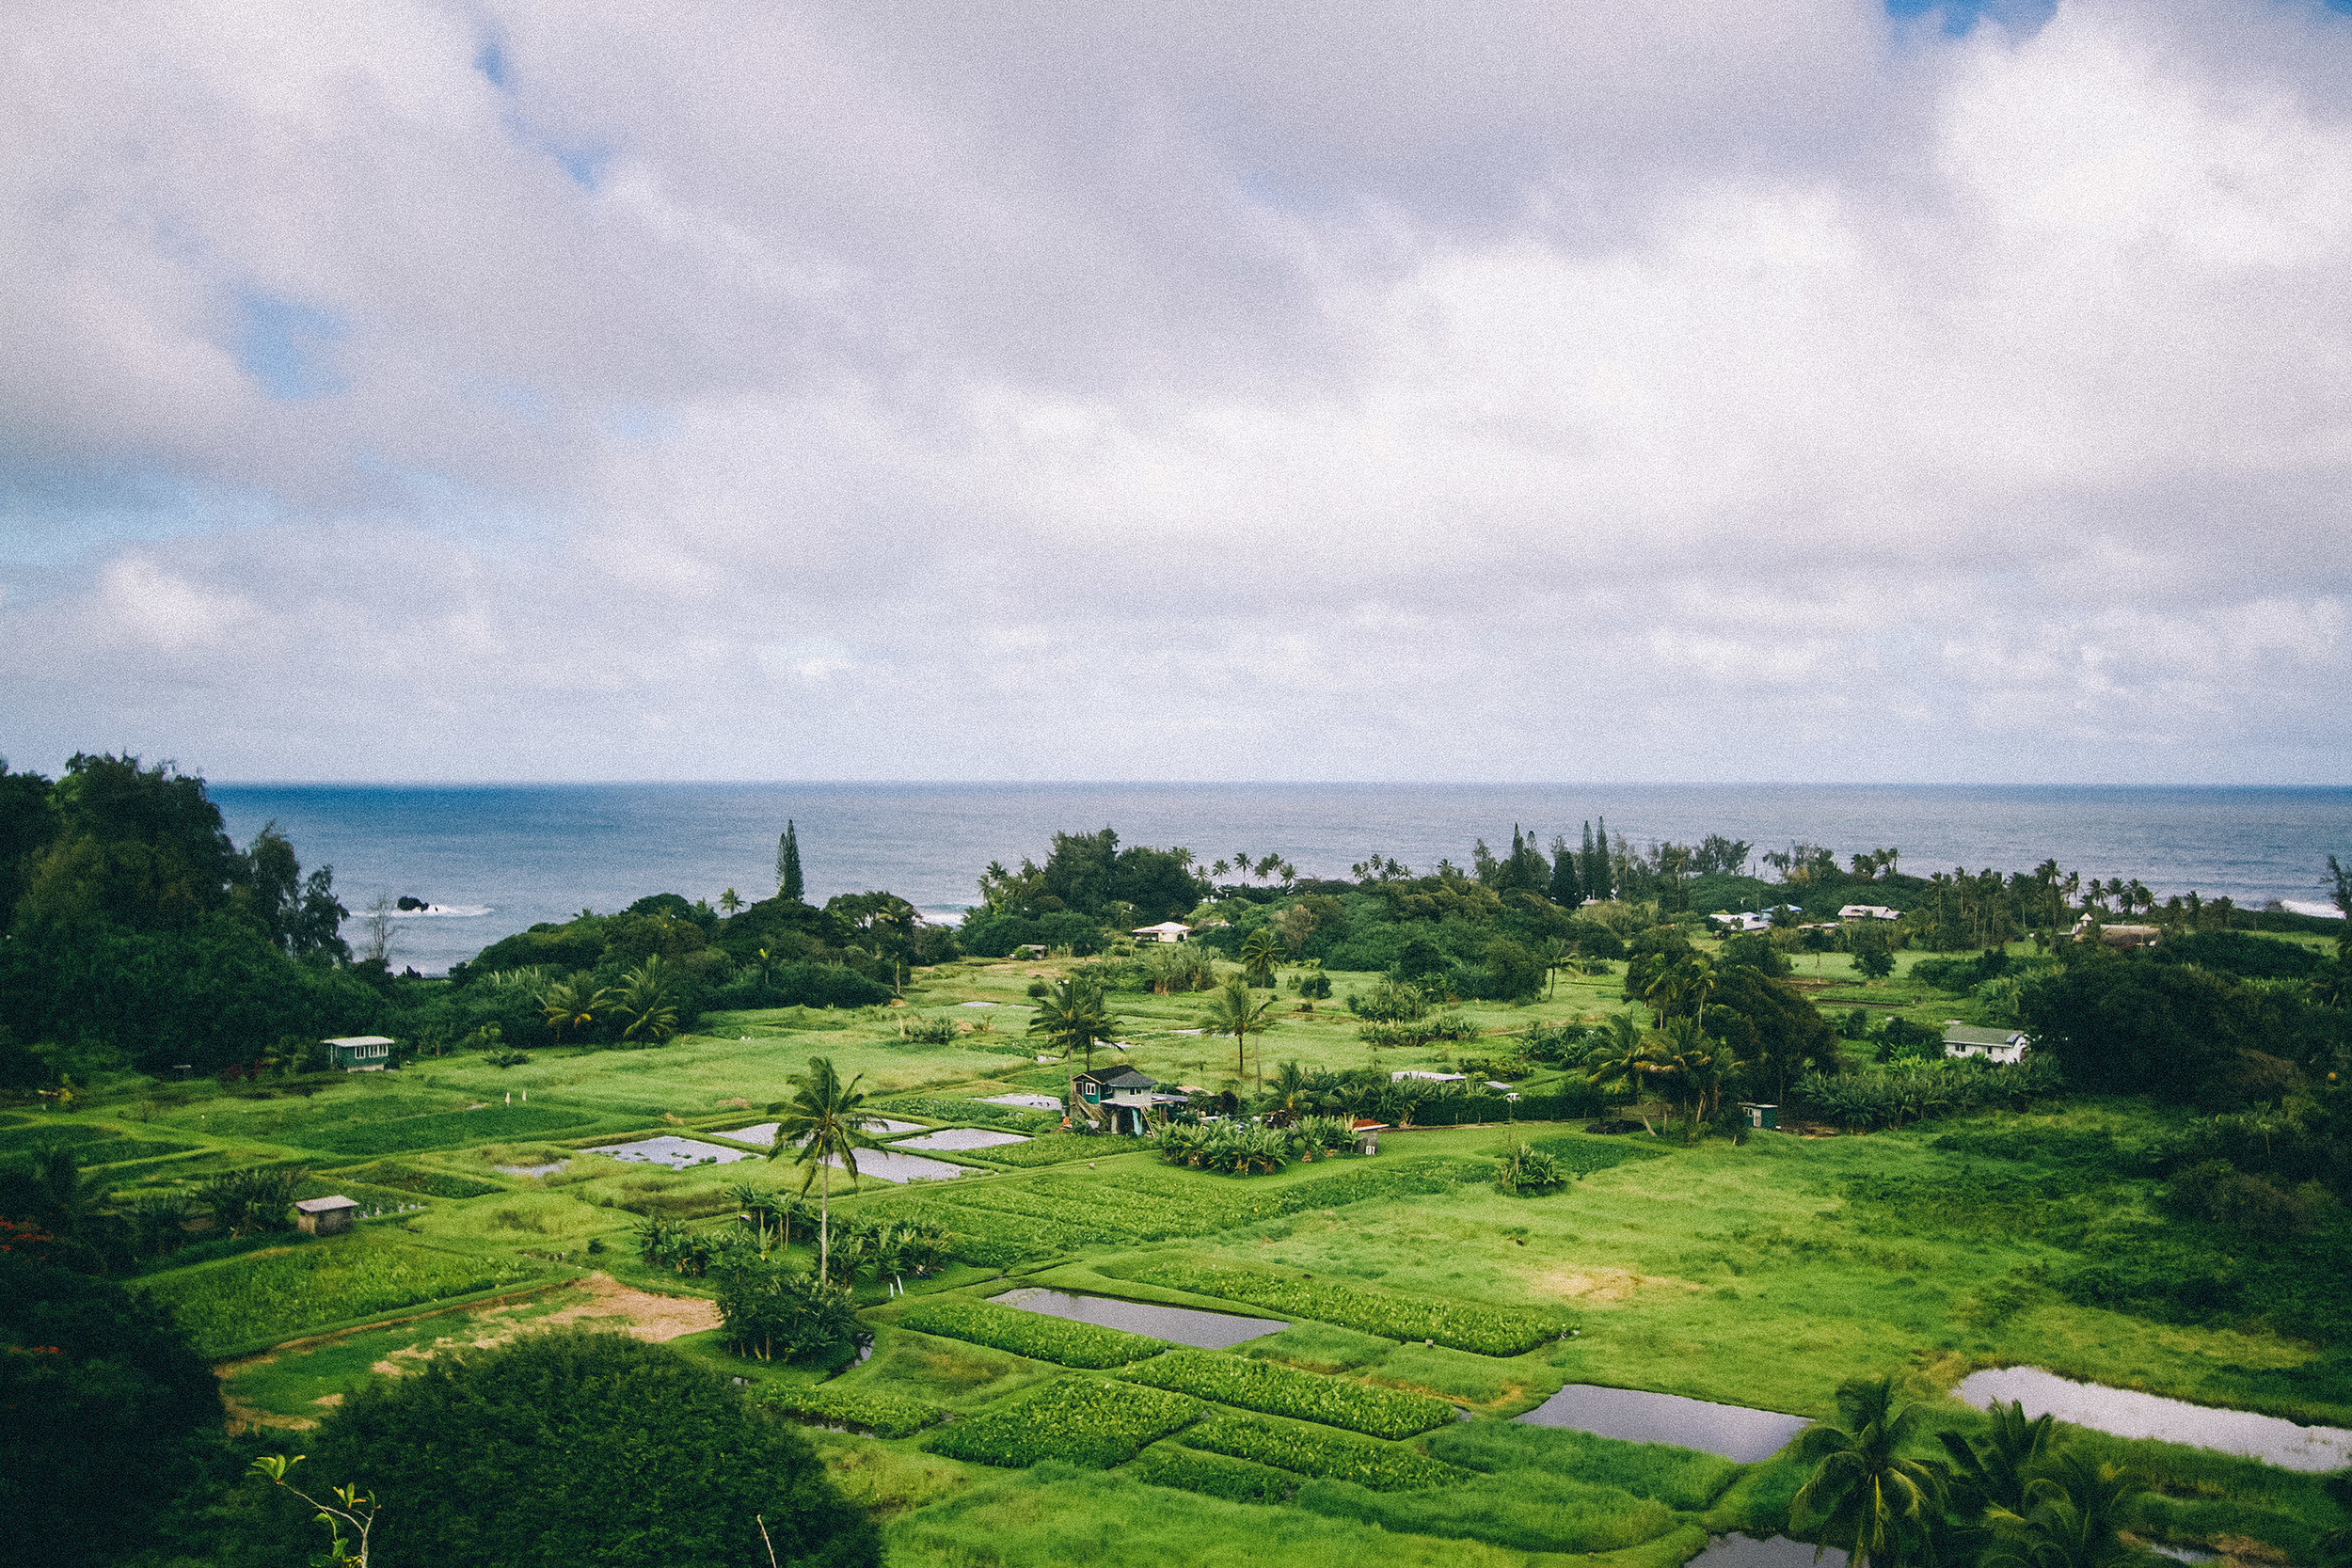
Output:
left=4, top=751, right=2352, bottom=1568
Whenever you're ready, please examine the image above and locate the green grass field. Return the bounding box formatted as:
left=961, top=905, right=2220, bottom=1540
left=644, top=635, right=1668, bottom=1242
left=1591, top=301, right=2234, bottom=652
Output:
left=35, top=944, right=2352, bottom=1563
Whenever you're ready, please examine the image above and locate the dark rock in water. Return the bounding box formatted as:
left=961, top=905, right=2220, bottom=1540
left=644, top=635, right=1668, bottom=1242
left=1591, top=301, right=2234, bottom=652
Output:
left=397, top=895, right=429, bottom=911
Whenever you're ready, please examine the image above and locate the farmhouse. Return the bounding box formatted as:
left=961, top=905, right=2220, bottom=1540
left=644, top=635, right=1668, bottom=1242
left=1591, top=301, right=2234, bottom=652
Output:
left=323, top=1035, right=393, bottom=1071
left=1129, top=920, right=1193, bottom=942
left=1838, top=904, right=1901, bottom=921
left=294, top=1195, right=360, bottom=1235
left=1711, top=911, right=1772, bottom=933
left=1943, top=1022, right=2030, bottom=1064
left=1071, top=1067, right=1185, bottom=1134
left=2071, top=915, right=2161, bottom=949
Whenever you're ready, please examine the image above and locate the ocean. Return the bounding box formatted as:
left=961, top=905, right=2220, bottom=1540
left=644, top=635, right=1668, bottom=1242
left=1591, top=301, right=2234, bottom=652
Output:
left=205, top=783, right=2352, bottom=975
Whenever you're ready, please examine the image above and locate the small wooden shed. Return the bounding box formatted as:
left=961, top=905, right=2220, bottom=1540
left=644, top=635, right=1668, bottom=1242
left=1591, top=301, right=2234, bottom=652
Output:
left=1739, top=1101, right=1779, bottom=1131
left=294, top=1195, right=360, bottom=1236
left=324, top=1036, right=394, bottom=1071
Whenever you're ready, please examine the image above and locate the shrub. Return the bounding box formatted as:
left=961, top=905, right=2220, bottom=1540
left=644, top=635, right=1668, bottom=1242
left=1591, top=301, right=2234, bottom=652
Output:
left=1491, top=1142, right=1567, bottom=1196
left=1120, top=1259, right=1570, bottom=1355
left=755, top=1381, right=944, bottom=1438
left=0, top=1254, right=223, bottom=1568
left=1349, top=978, right=1428, bottom=1022
left=1123, top=1349, right=1454, bottom=1437
left=716, top=1261, right=865, bottom=1362
left=1127, top=1440, right=1300, bottom=1502
left=926, top=1377, right=1200, bottom=1467
left=1156, top=1122, right=1295, bottom=1176
left=229, top=1330, right=880, bottom=1568
left=1177, top=1411, right=1470, bottom=1490
left=895, top=1294, right=1168, bottom=1368
left=2159, top=1161, right=2326, bottom=1240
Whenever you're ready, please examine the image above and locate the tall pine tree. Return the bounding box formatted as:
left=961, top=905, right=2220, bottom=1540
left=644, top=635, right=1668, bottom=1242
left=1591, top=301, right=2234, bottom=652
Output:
left=1549, top=833, right=1582, bottom=906
left=1585, top=816, right=1612, bottom=901
left=777, top=820, right=804, bottom=902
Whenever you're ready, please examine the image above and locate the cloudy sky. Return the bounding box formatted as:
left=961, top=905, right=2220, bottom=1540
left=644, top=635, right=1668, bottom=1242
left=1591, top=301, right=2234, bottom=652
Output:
left=4, top=0, right=2350, bottom=784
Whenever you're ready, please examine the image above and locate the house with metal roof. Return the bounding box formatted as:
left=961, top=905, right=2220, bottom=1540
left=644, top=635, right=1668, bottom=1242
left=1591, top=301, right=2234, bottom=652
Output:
left=1942, top=1022, right=2029, bottom=1064
left=1070, top=1067, right=1185, bottom=1133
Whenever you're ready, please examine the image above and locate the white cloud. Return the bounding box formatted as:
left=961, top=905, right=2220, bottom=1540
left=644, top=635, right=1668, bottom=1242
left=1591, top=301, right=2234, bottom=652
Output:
left=1, top=0, right=2349, bottom=784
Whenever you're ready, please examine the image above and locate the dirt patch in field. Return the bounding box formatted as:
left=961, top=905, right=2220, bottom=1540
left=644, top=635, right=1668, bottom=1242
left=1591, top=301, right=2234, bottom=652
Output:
left=1531, top=1266, right=1697, bottom=1303
left=538, top=1272, right=721, bottom=1341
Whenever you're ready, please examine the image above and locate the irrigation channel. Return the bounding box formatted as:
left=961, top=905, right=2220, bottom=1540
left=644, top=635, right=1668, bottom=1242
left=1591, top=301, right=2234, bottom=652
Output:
left=1956, top=1367, right=2352, bottom=1472
left=994, top=1288, right=1287, bottom=1349
left=1516, top=1385, right=1812, bottom=1463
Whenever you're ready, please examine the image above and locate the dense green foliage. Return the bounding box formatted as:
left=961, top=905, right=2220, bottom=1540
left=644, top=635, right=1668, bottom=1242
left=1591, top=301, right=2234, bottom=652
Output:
left=926, top=1376, right=1201, bottom=1466
left=135, top=1235, right=543, bottom=1355
left=755, top=1379, right=945, bottom=1438
left=895, top=1293, right=1169, bottom=1367
left=1127, top=1441, right=1302, bottom=1501
left=0, top=1252, right=224, bottom=1568
left=1176, top=1410, right=1470, bottom=1490
left=1123, top=1347, right=1456, bottom=1436
left=226, top=1330, right=880, bottom=1568
left=1120, top=1258, right=1570, bottom=1354
left=1294, top=1470, right=1681, bottom=1555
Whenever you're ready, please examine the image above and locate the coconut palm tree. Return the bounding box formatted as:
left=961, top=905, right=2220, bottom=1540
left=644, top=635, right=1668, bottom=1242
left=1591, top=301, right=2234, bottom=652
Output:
left=1940, top=1398, right=2058, bottom=1521
left=1202, top=976, right=1280, bottom=1087
left=608, top=956, right=682, bottom=1043
left=1982, top=1451, right=2147, bottom=1568
left=1238, top=925, right=1282, bottom=987
left=1789, top=1374, right=1944, bottom=1568
left=1581, top=1012, right=1667, bottom=1134
left=537, top=976, right=610, bottom=1045
left=768, top=1055, right=887, bottom=1280
left=1027, top=976, right=1120, bottom=1071
left=1263, top=1059, right=1318, bottom=1126
left=718, top=887, right=743, bottom=915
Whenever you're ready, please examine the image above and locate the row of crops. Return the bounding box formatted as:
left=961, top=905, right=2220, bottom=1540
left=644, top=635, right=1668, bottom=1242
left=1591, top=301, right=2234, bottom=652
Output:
left=893, top=1296, right=1168, bottom=1368
left=855, top=1157, right=1487, bottom=1265
left=135, top=1235, right=548, bottom=1356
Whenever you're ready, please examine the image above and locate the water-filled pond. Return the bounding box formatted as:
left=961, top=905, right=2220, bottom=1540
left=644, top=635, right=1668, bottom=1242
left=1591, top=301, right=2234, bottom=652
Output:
left=980, top=1093, right=1063, bottom=1110
left=994, top=1288, right=1286, bottom=1349
left=823, top=1149, right=974, bottom=1184
left=582, top=1135, right=759, bottom=1170
left=1688, top=1535, right=1847, bottom=1568
left=1516, top=1385, right=1811, bottom=1462
left=1955, top=1367, right=2352, bottom=1472
left=895, top=1127, right=1030, bottom=1152
left=720, top=1119, right=925, bottom=1146
left=493, top=1160, right=567, bottom=1178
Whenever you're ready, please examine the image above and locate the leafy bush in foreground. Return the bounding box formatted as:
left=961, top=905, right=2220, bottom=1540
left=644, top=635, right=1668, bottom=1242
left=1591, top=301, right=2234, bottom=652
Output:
left=135, top=1237, right=542, bottom=1355
left=895, top=1294, right=1167, bottom=1368
left=1120, top=1259, right=1570, bottom=1356
left=1177, top=1410, right=1470, bottom=1491
left=1126, top=1441, right=1300, bottom=1503
left=1124, top=1349, right=1454, bottom=1438
left=755, top=1382, right=944, bottom=1439
left=926, top=1378, right=1200, bottom=1467
left=229, top=1330, right=879, bottom=1568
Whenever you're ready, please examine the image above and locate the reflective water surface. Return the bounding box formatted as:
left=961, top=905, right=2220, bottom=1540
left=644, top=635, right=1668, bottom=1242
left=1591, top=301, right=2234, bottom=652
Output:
left=994, top=1288, right=1286, bottom=1349
left=1516, top=1385, right=1811, bottom=1462
left=1956, top=1367, right=2352, bottom=1472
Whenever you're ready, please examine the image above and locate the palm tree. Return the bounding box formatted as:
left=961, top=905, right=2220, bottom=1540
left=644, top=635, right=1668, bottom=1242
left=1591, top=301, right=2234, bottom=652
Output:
left=1201, top=976, right=1279, bottom=1087
left=768, top=1055, right=887, bottom=1280
left=1239, top=927, right=1282, bottom=988
left=609, top=956, right=682, bottom=1043
left=718, top=887, right=743, bottom=915
left=1263, top=1059, right=1318, bottom=1126
left=1650, top=1016, right=1729, bottom=1138
left=1581, top=1012, right=1666, bottom=1134
left=1789, top=1375, right=1944, bottom=1568
left=1027, top=977, right=1120, bottom=1071
left=1939, top=1398, right=2057, bottom=1520
left=1643, top=953, right=1716, bottom=1022
left=538, top=976, right=610, bottom=1045
left=1982, top=1451, right=2146, bottom=1568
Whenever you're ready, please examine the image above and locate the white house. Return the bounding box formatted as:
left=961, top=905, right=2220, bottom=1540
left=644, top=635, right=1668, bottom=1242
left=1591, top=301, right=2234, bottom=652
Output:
left=1130, top=921, right=1193, bottom=943
left=1391, top=1069, right=1466, bottom=1084
left=1943, top=1022, right=2029, bottom=1064
left=324, top=1036, right=393, bottom=1072
left=1712, top=911, right=1772, bottom=933
left=1838, top=905, right=1901, bottom=922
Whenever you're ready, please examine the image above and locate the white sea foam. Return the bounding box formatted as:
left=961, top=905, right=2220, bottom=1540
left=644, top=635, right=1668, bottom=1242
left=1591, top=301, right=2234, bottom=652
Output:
left=385, top=904, right=493, bottom=918
left=2279, top=898, right=2344, bottom=920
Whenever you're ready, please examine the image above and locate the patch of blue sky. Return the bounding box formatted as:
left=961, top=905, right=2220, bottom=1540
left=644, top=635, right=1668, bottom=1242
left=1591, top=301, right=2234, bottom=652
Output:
left=1886, top=0, right=2057, bottom=37
left=602, top=404, right=674, bottom=440
left=0, top=469, right=271, bottom=570
left=474, top=38, right=510, bottom=90
left=234, top=288, right=349, bottom=401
